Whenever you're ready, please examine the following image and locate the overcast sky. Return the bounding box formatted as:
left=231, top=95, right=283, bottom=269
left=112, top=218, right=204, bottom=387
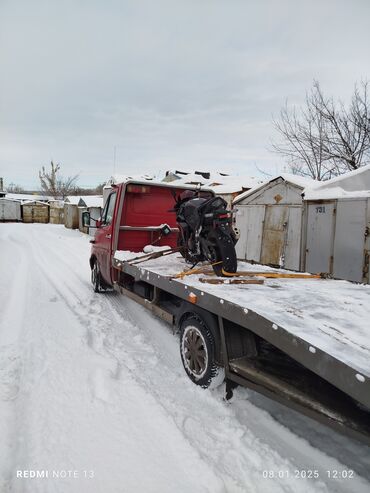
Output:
left=1, top=0, right=370, bottom=189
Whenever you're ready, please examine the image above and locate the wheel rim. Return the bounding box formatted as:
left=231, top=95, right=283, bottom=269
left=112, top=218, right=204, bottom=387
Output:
left=207, top=242, right=219, bottom=263
left=182, top=326, right=208, bottom=378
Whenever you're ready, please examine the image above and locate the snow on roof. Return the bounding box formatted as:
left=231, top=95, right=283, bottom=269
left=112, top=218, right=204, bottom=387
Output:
left=7, top=193, right=51, bottom=202
left=304, top=187, right=370, bottom=200
left=104, top=170, right=262, bottom=195
left=49, top=199, right=64, bottom=208
left=105, top=174, right=154, bottom=187
left=64, top=196, right=81, bottom=205
left=0, top=197, right=22, bottom=202
left=64, top=195, right=103, bottom=207
left=168, top=172, right=263, bottom=195
left=78, top=195, right=103, bottom=208
left=21, top=200, right=49, bottom=206
left=303, top=165, right=370, bottom=200
left=233, top=174, right=316, bottom=204
left=279, top=173, right=316, bottom=188
left=164, top=169, right=230, bottom=180
left=317, top=164, right=370, bottom=190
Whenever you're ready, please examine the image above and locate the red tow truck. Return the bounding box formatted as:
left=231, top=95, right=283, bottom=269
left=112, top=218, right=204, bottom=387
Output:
left=84, top=177, right=370, bottom=446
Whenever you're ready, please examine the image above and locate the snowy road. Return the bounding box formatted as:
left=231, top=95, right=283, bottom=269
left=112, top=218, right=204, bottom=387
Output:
left=0, top=223, right=369, bottom=493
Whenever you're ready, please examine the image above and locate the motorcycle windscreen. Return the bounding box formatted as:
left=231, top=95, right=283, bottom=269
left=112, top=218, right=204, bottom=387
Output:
left=183, top=198, right=208, bottom=230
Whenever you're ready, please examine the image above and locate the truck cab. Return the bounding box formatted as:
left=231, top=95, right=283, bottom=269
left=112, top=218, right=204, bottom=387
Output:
left=86, top=179, right=200, bottom=290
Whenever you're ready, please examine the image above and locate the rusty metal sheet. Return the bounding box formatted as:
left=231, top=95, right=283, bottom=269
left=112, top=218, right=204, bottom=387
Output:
left=261, top=205, right=289, bottom=265
left=235, top=205, right=265, bottom=261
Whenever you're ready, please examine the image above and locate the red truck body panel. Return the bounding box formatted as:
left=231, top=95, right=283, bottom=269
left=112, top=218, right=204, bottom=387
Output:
left=90, top=181, right=201, bottom=284
left=117, top=184, right=179, bottom=252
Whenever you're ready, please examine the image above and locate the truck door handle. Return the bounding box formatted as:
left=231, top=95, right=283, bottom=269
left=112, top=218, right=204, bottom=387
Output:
left=105, top=234, right=111, bottom=239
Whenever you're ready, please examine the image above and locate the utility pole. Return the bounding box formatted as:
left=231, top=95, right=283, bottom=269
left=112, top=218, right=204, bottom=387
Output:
left=113, top=146, right=117, bottom=176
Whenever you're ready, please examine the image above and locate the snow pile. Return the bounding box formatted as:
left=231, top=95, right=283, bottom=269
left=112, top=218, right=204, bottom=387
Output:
left=303, top=165, right=370, bottom=200
left=115, top=245, right=172, bottom=262
left=304, top=187, right=370, bottom=200
left=142, top=245, right=171, bottom=253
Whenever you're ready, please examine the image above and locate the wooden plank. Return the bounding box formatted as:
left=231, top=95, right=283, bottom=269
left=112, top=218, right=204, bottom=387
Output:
left=199, top=278, right=264, bottom=285
left=206, top=271, right=321, bottom=279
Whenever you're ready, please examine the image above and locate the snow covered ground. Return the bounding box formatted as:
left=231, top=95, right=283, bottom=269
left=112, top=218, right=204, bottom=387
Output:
left=0, top=223, right=369, bottom=493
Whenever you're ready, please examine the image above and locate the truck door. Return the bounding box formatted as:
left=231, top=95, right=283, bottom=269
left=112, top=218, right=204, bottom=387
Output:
left=94, top=191, right=117, bottom=285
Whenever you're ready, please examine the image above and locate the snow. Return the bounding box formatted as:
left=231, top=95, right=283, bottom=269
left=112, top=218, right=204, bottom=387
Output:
left=6, top=193, right=51, bottom=202
left=303, top=165, right=370, bottom=200
left=313, top=164, right=370, bottom=190
left=170, top=172, right=263, bottom=195
left=78, top=196, right=103, bottom=208
left=304, top=187, right=370, bottom=200
left=64, top=195, right=81, bottom=205
left=233, top=174, right=317, bottom=205
left=64, top=195, right=103, bottom=207
left=128, top=253, right=370, bottom=379
left=105, top=174, right=155, bottom=187
left=142, top=245, right=171, bottom=253
left=21, top=200, right=49, bottom=206
left=1, top=223, right=370, bottom=493
left=279, top=173, right=317, bottom=188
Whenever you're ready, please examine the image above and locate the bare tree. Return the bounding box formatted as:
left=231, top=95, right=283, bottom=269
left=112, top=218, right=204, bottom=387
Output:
left=6, top=182, right=24, bottom=193
left=39, top=161, right=78, bottom=199
left=272, top=81, right=370, bottom=180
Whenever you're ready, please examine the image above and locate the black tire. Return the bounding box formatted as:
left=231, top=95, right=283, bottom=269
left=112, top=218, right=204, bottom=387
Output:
left=91, top=260, right=103, bottom=293
left=207, top=230, right=237, bottom=276
left=180, top=315, right=225, bottom=389
left=177, top=232, right=196, bottom=263
left=177, top=233, right=187, bottom=259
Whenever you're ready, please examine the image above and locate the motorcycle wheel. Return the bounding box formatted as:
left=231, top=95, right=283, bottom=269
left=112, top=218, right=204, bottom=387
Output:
left=207, top=230, right=237, bottom=276
left=177, top=234, right=196, bottom=263
left=177, top=234, right=186, bottom=258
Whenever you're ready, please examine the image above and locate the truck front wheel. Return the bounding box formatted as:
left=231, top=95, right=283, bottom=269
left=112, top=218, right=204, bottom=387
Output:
left=180, top=316, right=224, bottom=389
left=92, top=260, right=103, bottom=293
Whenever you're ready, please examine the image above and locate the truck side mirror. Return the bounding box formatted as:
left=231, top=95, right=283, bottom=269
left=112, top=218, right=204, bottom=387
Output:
left=82, top=211, right=91, bottom=227
left=160, top=224, right=172, bottom=236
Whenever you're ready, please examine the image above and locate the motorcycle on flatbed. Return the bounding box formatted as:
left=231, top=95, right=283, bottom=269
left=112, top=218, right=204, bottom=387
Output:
left=173, top=190, right=238, bottom=276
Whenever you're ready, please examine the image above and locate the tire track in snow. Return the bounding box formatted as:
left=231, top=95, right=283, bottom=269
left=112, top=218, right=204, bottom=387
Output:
left=6, top=226, right=225, bottom=493
left=20, top=227, right=301, bottom=492
left=26, top=225, right=370, bottom=493
left=102, top=295, right=370, bottom=493
left=0, top=231, right=31, bottom=491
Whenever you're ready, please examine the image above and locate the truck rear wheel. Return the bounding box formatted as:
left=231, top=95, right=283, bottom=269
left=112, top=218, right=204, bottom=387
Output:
left=180, top=316, right=224, bottom=389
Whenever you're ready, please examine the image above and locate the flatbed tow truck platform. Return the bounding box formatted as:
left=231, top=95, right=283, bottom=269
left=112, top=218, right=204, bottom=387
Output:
left=112, top=250, right=370, bottom=446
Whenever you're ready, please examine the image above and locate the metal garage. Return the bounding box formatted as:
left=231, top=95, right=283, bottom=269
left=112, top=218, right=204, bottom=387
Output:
left=77, top=196, right=102, bottom=236
left=49, top=200, right=65, bottom=224
left=0, top=198, right=22, bottom=221
left=233, top=174, right=314, bottom=270
left=22, top=201, right=49, bottom=223
left=303, top=165, right=370, bottom=283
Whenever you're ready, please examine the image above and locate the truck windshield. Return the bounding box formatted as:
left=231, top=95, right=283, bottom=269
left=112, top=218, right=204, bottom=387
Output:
left=102, top=192, right=117, bottom=225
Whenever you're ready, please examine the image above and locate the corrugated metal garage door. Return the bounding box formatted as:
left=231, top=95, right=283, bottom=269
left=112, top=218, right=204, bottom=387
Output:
left=305, top=202, right=336, bottom=274
left=333, top=200, right=367, bottom=282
